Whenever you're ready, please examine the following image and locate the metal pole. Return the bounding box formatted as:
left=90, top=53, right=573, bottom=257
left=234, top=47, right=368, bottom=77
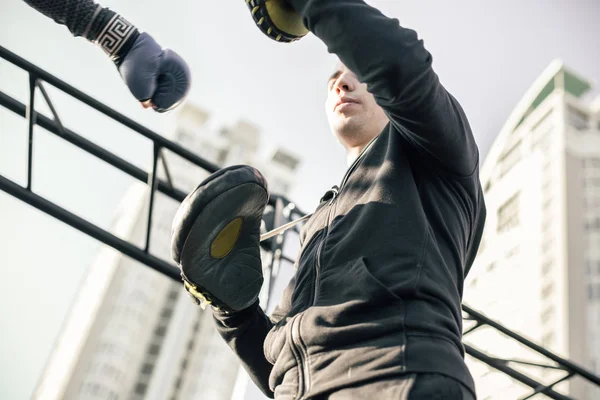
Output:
left=145, top=144, right=161, bottom=253
left=26, top=74, right=37, bottom=190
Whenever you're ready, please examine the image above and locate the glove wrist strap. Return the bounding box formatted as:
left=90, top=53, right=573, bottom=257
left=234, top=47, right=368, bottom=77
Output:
left=85, top=7, right=140, bottom=66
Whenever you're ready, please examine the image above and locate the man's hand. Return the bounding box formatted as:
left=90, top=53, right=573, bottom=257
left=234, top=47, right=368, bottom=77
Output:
left=23, top=0, right=191, bottom=112
left=118, top=32, right=191, bottom=112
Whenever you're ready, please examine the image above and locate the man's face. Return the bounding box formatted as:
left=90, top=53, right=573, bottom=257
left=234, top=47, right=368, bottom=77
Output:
left=325, top=62, right=388, bottom=149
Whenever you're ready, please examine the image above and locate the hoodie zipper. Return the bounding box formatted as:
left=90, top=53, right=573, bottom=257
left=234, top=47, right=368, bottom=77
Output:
left=291, top=313, right=309, bottom=398
left=294, top=136, right=379, bottom=398
left=312, top=135, right=378, bottom=306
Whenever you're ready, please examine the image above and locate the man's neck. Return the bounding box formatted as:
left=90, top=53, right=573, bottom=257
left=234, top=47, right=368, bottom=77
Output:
left=345, top=137, right=375, bottom=166
left=346, top=147, right=362, bottom=166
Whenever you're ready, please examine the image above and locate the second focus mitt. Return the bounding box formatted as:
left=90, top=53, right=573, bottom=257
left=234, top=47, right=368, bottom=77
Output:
left=171, top=165, right=269, bottom=312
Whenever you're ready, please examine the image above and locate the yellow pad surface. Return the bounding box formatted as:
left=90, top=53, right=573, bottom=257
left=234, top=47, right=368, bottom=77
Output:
left=265, top=0, right=308, bottom=37
left=210, top=217, right=243, bottom=259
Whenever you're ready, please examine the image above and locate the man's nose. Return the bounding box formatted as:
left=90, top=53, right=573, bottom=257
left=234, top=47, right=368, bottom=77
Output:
left=334, top=72, right=355, bottom=94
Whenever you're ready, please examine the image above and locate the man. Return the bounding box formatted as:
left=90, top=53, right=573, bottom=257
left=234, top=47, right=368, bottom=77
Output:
left=208, top=1, right=486, bottom=399
left=22, top=0, right=191, bottom=112
left=25, top=1, right=486, bottom=398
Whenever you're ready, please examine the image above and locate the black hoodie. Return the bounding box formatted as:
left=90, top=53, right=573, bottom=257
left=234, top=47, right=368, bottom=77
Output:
left=213, top=1, right=487, bottom=398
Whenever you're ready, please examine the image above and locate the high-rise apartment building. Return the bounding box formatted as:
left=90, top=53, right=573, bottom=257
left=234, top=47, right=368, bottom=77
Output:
left=463, top=60, right=600, bottom=400
left=32, top=104, right=302, bottom=400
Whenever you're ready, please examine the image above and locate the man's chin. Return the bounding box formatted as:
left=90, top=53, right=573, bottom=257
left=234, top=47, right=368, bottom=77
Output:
left=333, top=117, right=364, bottom=137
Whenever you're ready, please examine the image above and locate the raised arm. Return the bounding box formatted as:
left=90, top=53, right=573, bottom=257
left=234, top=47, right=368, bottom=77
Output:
left=22, top=0, right=191, bottom=112
left=288, top=0, right=479, bottom=176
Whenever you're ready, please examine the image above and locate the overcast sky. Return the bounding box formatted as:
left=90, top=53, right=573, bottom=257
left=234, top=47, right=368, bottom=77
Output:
left=1, top=0, right=599, bottom=399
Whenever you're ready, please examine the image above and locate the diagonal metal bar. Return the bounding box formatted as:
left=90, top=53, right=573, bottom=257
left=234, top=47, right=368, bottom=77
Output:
left=463, top=321, right=483, bottom=336
left=504, top=359, right=565, bottom=371
left=520, top=373, right=575, bottom=400
left=36, top=81, right=67, bottom=136
left=0, top=90, right=187, bottom=203
left=462, top=304, right=600, bottom=387
left=464, top=344, right=573, bottom=400
left=0, top=174, right=180, bottom=281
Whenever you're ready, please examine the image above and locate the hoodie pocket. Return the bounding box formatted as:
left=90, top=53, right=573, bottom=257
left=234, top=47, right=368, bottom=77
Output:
left=315, top=257, right=402, bottom=308
left=301, top=257, right=407, bottom=353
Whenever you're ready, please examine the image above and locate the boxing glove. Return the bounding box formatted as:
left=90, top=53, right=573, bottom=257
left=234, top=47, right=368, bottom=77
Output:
left=118, top=32, right=191, bottom=112
left=23, top=0, right=191, bottom=112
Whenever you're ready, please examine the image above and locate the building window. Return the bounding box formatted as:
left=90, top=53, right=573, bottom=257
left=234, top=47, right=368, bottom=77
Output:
left=497, top=192, right=520, bottom=233
left=148, top=343, right=161, bottom=355
left=542, top=260, right=554, bottom=276
left=499, top=139, right=522, bottom=177
left=588, top=284, right=600, bottom=300
left=155, top=325, right=167, bottom=337
left=542, top=282, right=554, bottom=299
left=584, top=158, right=600, bottom=168
left=584, top=177, right=600, bottom=188
left=542, top=331, right=555, bottom=347
left=134, top=383, right=147, bottom=396
left=168, top=290, right=179, bottom=301
left=541, top=238, right=554, bottom=254
left=541, top=307, right=554, bottom=324
left=567, top=105, right=589, bottom=130
left=141, top=363, right=154, bottom=375
left=585, top=217, right=600, bottom=232
left=505, top=246, right=519, bottom=260
left=532, top=108, right=553, bottom=132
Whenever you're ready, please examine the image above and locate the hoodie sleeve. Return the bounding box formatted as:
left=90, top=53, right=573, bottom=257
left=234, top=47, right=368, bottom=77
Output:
left=212, top=274, right=297, bottom=399
left=288, top=0, right=479, bottom=177
left=212, top=301, right=276, bottom=398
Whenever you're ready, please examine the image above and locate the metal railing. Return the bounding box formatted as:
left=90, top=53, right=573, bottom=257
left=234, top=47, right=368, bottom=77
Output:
left=462, top=305, right=600, bottom=400
left=1, top=44, right=599, bottom=400
left=0, top=44, right=303, bottom=282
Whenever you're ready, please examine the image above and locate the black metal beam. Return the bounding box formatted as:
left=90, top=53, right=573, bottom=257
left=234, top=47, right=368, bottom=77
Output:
left=26, top=75, right=37, bottom=190
left=0, top=45, right=220, bottom=175
left=0, top=174, right=180, bottom=282
left=0, top=90, right=188, bottom=203
left=0, top=89, right=305, bottom=217
left=464, top=344, right=573, bottom=400
left=462, top=304, right=600, bottom=387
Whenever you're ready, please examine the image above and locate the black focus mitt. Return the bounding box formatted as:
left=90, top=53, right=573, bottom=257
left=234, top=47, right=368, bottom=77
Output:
left=171, top=165, right=269, bottom=312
